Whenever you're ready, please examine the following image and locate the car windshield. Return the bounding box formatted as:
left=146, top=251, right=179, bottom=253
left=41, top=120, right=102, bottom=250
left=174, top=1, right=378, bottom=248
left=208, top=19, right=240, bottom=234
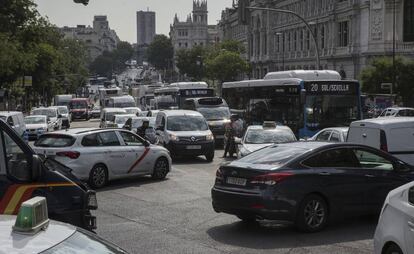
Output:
left=32, top=109, right=57, bottom=117
left=115, top=115, right=133, bottom=124
left=197, top=107, right=231, bottom=121
left=238, top=145, right=309, bottom=167
left=35, top=134, right=76, bottom=147
left=106, top=112, right=126, bottom=121
left=245, top=129, right=297, bottom=144
left=125, top=108, right=139, bottom=114
left=167, top=116, right=208, bottom=131
left=58, top=107, right=68, bottom=114
left=25, top=117, right=46, bottom=124
left=41, top=229, right=127, bottom=254
left=70, top=101, right=87, bottom=109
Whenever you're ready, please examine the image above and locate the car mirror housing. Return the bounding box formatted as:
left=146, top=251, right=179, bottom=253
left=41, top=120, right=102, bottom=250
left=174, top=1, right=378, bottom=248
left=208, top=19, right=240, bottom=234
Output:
left=32, top=155, right=45, bottom=181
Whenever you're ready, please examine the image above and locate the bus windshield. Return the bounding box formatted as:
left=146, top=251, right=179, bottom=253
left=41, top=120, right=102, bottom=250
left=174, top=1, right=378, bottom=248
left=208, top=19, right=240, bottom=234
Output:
left=197, top=107, right=230, bottom=121
left=306, top=95, right=359, bottom=129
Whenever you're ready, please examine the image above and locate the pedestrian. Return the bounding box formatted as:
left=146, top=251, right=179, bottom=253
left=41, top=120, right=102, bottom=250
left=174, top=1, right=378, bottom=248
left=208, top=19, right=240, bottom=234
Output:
left=223, top=114, right=238, bottom=158
left=137, top=118, right=150, bottom=138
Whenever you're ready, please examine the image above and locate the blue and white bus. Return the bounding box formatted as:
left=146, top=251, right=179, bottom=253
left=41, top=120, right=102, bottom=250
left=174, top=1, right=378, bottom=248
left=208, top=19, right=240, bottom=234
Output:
left=222, top=70, right=362, bottom=138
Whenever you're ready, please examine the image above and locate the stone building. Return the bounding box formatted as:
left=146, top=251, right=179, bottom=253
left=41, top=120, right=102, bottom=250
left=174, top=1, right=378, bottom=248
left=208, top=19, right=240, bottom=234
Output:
left=61, top=15, right=120, bottom=61
left=169, top=0, right=220, bottom=52
left=221, top=0, right=414, bottom=80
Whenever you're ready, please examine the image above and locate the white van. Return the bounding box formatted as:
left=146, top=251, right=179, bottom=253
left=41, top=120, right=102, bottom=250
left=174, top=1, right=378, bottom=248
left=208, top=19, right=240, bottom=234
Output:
left=347, top=118, right=414, bottom=165
left=155, top=110, right=215, bottom=162
left=0, top=111, right=26, bottom=138
left=100, top=108, right=127, bottom=128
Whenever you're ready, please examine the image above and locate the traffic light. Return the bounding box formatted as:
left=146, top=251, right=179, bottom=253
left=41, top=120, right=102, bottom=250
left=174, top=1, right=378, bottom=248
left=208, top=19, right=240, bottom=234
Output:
left=238, top=0, right=250, bottom=25
left=73, top=0, right=89, bottom=6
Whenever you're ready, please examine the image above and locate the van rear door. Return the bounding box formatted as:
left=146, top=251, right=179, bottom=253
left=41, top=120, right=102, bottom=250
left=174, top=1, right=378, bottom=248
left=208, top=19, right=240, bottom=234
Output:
left=347, top=127, right=380, bottom=149
left=388, top=127, right=414, bottom=165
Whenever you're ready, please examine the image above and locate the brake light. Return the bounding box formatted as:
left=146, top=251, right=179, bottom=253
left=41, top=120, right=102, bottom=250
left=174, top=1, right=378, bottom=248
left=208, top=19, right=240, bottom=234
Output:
left=250, top=172, right=293, bottom=186
left=56, top=151, right=80, bottom=159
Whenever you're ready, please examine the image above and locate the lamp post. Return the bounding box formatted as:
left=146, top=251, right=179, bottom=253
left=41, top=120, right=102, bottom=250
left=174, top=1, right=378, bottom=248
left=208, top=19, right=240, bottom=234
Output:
left=392, top=0, right=396, bottom=97
left=246, top=6, right=320, bottom=70
left=275, top=32, right=285, bottom=71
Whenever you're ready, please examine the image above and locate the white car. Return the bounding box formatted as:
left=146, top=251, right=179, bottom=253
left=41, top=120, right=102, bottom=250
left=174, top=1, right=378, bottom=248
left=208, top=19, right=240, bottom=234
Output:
left=124, top=107, right=142, bottom=116
left=374, top=181, right=414, bottom=254
left=24, top=115, right=53, bottom=140
left=310, top=127, right=349, bottom=142
left=379, top=107, right=414, bottom=118
left=114, top=114, right=136, bottom=128
left=100, top=108, right=127, bottom=128
left=237, top=124, right=297, bottom=158
left=33, top=128, right=172, bottom=188
left=51, top=105, right=71, bottom=128
left=31, top=107, right=62, bottom=130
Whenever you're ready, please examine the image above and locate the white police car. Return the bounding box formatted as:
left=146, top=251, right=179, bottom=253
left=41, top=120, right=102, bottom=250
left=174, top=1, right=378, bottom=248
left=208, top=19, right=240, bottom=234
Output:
left=1, top=197, right=128, bottom=254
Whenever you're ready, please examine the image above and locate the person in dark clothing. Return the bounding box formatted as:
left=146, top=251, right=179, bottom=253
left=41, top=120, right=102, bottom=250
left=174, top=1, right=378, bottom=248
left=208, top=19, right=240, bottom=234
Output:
left=123, top=118, right=133, bottom=131
left=137, top=118, right=150, bottom=138
left=223, top=115, right=238, bottom=158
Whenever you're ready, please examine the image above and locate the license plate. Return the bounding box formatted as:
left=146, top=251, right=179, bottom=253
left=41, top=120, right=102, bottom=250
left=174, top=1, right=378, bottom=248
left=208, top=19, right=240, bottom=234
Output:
left=215, top=135, right=224, bottom=139
left=227, top=177, right=247, bottom=186
left=186, top=145, right=201, bottom=150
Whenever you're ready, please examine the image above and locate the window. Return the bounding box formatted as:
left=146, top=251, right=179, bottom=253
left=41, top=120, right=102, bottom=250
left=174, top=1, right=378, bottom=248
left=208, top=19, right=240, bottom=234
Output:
left=306, top=31, right=310, bottom=50
left=352, top=149, right=394, bottom=170
left=293, top=31, right=297, bottom=51
left=3, top=131, right=30, bottom=181
left=82, top=133, right=102, bottom=147
left=338, top=21, right=349, bottom=47
left=98, top=132, right=120, bottom=146
left=119, top=132, right=142, bottom=146
left=404, top=0, right=414, bottom=41
left=35, top=135, right=76, bottom=147
left=409, top=187, right=414, bottom=205
left=302, top=148, right=360, bottom=168
left=316, top=131, right=331, bottom=141
left=300, top=30, right=304, bottom=51
left=6, top=117, right=14, bottom=126
left=320, top=25, right=325, bottom=49
left=330, top=132, right=341, bottom=142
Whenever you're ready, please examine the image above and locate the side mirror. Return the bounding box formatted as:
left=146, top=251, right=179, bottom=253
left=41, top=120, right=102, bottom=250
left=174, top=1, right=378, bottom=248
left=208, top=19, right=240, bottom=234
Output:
left=32, top=155, right=44, bottom=181
left=409, top=187, right=414, bottom=205
left=395, top=161, right=410, bottom=172
left=58, top=114, right=63, bottom=119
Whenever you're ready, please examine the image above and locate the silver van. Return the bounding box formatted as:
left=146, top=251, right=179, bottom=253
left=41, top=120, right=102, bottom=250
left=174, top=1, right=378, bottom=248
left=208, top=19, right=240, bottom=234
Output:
left=0, top=111, right=26, bottom=138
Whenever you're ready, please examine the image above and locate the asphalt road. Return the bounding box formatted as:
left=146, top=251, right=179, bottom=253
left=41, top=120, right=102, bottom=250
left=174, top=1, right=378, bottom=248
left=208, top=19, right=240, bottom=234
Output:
left=71, top=119, right=375, bottom=254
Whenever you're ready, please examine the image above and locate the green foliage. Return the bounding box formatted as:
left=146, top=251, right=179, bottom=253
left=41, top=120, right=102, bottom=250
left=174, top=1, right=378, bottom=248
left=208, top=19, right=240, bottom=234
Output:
left=147, top=35, right=174, bottom=69
left=205, top=51, right=249, bottom=82
left=89, top=41, right=134, bottom=77
left=360, top=57, right=414, bottom=105
left=176, top=46, right=207, bottom=81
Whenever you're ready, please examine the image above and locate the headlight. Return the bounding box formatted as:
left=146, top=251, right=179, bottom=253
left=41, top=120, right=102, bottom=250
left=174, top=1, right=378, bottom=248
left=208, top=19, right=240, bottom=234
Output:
left=206, top=133, right=214, bottom=141
left=169, top=134, right=179, bottom=141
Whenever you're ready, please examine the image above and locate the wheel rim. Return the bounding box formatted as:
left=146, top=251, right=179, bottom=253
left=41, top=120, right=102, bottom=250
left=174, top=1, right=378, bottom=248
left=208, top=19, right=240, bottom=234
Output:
left=304, top=200, right=325, bottom=229
left=92, top=166, right=106, bottom=186
left=155, top=159, right=168, bottom=177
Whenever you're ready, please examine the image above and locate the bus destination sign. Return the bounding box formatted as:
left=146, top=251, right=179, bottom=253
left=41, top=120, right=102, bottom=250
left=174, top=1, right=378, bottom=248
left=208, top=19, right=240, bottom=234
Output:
left=305, top=81, right=359, bottom=95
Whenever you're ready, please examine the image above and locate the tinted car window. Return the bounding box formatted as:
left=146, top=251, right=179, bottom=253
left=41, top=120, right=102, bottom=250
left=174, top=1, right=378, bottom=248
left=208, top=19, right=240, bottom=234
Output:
left=352, top=149, right=394, bottom=170
left=409, top=187, right=414, bottom=206
left=330, top=132, right=341, bottom=142
left=316, top=131, right=331, bottom=141
left=119, top=132, right=142, bottom=146
left=303, top=148, right=360, bottom=168
left=239, top=145, right=309, bottom=167
left=81, top=133, right=102, bottom=147
left=98, top=131, right=120, bottom=146
left=397, top=109, right=414, bottom=117
left=35, top=135, right=76, bottom=147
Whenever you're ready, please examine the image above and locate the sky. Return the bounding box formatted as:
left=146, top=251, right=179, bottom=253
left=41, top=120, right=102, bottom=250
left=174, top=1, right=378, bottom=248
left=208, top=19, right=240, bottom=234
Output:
left=34, top=0, right=234, bottom=43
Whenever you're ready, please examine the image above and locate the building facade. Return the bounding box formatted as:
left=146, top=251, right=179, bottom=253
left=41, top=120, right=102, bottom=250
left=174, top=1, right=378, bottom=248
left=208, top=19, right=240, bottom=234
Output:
left=170, top=0, right=220, bottom=52
left=61, top=16, right=120, bottom=61
left=222, top=0, right=414, bottom=80
left=136, top=11, right=156, bottom=46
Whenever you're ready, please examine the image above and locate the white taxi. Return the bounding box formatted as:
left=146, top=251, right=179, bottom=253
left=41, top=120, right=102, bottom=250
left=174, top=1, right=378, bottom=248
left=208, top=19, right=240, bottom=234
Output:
left=1, top=197, right=128, bottom=254
left=33, top=128, right=172, bottom=188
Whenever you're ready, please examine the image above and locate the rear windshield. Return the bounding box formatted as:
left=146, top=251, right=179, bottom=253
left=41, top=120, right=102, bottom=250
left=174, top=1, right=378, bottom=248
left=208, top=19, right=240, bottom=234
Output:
left=35, top=134, right=76, bottom=147
left=32, top=109, right=57, bottom=117
left=167, top=116, right=208, bottom=131
left=245, top=129, right=297, bottom=144
left=238, top=145, right=309, bottom=167
left=70, top=101, right=87, bottom=109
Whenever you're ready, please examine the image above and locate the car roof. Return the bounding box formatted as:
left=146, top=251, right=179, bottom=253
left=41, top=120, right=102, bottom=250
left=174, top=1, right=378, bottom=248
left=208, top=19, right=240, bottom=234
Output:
left=51, top=128, right=101, bottom=135
left=0, top=215, right=76, bottom=254
left=102, top=108, right=127, bottom=113
left=318, top=127, right=349, bottom=132
left=383, top=107, right=414, bottom=111
left=351, top=117, right=414, bottom=127
left=114, top=114, right=136, bottom=118
left=161, top=110, right=203, bottom=117
left=246, top=125, right=293, bottom=131
left=0, top=111, right=23, bottom=116
left=25, top=115, right=47, bottom=118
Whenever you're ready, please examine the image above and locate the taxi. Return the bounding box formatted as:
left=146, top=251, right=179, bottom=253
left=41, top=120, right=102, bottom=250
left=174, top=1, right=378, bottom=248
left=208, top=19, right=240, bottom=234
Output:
left=1, top=197, right=127, bottom=254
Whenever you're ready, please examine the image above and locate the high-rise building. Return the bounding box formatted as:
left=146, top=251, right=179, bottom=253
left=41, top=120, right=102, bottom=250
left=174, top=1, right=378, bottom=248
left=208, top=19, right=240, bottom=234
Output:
left=136, top=10, right=156, bottom=46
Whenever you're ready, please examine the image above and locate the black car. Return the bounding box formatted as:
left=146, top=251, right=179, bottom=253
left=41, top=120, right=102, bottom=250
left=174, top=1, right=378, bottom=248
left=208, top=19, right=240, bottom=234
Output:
left=211, top=142, right=414, bottom=232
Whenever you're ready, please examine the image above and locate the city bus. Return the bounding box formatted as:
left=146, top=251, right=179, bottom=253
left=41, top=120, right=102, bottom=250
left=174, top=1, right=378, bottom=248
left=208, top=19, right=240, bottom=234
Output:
left=154, top=82, right=215, bottom=109
left=222, top=70, right=362, bottom=138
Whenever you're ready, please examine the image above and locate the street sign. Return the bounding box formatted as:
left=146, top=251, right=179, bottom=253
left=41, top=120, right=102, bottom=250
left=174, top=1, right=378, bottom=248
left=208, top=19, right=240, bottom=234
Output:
left=24, top=76, right=32, bottom=87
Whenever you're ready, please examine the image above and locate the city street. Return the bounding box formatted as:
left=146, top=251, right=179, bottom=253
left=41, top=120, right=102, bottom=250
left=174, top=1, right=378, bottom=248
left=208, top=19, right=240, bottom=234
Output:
left=71, top=120, right=375, bottom=254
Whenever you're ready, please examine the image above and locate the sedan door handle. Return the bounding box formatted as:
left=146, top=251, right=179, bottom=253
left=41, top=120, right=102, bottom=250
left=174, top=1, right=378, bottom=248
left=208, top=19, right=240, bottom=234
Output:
left=319, top=172, right=331, bottom=176
left=365, top=174, right=376, bottom=178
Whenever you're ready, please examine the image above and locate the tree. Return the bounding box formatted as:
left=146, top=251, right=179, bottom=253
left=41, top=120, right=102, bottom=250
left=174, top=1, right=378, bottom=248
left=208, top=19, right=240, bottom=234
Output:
left=112, top=41, right=134, bottom=72
left=175, top=46, right=207, bottom=81
left=360, top=57, right=414, bottom=106
left=205, top=51, right=249, bottom=82
left=89, top=53, right=114, bottom=78
left=147, top=35, right=174, bottom=70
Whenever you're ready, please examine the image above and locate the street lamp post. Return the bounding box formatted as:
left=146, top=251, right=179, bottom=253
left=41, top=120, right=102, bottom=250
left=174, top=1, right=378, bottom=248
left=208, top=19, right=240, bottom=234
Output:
left=275, top=32, right=285, bottom=71
left=246, top=6, right=320, bottom=70
left=392, top=0, right=396, bottom=97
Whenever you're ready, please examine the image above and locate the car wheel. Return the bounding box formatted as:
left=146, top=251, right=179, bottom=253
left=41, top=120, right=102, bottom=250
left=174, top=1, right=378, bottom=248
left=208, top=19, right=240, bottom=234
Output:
left=152, top=157, right=169, bottom=180
left=296, top=194, right=328, bottom=233
left=384, top=244, right=403, bottom=254
left=205, top=151, right=214, bottom=162
left=89, top=164, right=108, bottom=189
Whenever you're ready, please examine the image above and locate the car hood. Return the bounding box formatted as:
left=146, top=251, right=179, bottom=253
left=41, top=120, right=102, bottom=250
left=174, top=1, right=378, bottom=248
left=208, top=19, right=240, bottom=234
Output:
left=208, top=120, right=229, bottom=126
left=26, top=123, right=47, bottom=129
left=242, top=143, right=273, bottom=153
left=168, top=130, right=211, bottom=137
